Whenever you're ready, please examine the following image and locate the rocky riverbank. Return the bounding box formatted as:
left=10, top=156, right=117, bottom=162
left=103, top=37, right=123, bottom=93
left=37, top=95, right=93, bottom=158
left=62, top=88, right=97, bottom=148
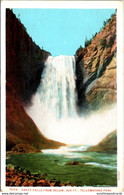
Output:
left=6, top=165, right=74, bottom=187
left=6, top=144, right=42, bottom=160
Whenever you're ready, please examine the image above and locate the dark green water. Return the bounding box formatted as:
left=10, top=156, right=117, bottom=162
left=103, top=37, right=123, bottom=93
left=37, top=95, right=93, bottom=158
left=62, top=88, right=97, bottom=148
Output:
left=7, top=145, right=117, bottom=186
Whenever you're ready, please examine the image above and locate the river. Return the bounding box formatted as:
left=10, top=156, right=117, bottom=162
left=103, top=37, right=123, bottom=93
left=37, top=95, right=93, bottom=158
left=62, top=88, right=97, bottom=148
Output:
left=7, top=145, right=117, bottom=186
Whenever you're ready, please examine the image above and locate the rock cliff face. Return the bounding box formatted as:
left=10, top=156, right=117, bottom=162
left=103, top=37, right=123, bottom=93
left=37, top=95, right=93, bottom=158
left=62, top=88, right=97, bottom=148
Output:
left=75, top=14, right=116, bottom=112
left=87, top=130, right=117, bottom=153
left=6, top=9, right=50, bottom=104
left=6, top=9, right=65, bottom=151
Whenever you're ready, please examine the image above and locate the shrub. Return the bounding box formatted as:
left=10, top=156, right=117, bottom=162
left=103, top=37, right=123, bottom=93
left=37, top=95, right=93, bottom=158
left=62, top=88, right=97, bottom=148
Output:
left=84, top=32, right=98, bottom=48
left=85, top=37, right=91, bottom=47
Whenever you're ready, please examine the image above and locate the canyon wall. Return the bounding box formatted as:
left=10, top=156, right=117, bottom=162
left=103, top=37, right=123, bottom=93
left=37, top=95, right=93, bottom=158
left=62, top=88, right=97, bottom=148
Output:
left=75, top=13, right=116, bottom=112
left=6, top=9, right=51, bottom=104
left=6, top=9, right=64, bottom=151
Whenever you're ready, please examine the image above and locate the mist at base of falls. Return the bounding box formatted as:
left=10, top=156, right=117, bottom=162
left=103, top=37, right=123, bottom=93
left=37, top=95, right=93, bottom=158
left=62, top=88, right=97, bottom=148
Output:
left=25, top=55, right=117, bottom=145
left=25, top=101, right=116, bottom=145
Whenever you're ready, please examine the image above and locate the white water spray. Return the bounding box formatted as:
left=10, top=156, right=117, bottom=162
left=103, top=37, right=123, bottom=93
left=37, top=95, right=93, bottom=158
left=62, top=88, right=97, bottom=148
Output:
left=25, top=55, right=116, bottom=145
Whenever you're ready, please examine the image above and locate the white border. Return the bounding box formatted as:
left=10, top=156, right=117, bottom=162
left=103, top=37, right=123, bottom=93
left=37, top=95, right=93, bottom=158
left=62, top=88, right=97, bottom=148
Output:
left=1, top=3, right=6, bottom=192
left=1, top=1, right=124, bottom=193
left=116, top=2, right=124, bottom=192
left=0, top=1, right=122, bottom=9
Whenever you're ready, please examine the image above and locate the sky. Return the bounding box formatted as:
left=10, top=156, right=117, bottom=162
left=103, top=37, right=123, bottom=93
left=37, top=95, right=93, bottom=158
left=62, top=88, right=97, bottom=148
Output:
left=13, top=9, right=115, bottom=56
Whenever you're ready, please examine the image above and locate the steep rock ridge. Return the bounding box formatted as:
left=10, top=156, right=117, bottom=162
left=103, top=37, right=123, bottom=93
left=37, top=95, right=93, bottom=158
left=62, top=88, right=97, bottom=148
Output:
left=75, top=14, right=116, bottom=111
left=6, top=9, right=50, bottom=104
left=87, top=130, right=117, bottom=153
left=6, top=9, right=64, bottom=150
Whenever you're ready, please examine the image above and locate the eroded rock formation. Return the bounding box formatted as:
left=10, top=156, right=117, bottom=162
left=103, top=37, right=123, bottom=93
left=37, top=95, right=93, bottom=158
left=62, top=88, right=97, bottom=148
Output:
left=75, top=13, right=116, bottom=112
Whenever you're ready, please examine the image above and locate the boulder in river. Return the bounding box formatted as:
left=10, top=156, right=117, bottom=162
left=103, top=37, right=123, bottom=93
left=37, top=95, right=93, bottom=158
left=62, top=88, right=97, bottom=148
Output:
left=65, top=161, right=81, bottom=166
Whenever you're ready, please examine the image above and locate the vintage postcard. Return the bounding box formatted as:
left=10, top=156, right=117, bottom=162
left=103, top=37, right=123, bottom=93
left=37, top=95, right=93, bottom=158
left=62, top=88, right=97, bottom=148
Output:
left=1, top=1, right=124, bottom=194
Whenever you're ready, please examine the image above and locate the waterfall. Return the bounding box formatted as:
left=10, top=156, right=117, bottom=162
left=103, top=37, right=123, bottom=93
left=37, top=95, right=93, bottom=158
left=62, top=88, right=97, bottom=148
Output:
left=37, top=55, right=77, bottom=119
left=25, top=55, right=116, bottom=145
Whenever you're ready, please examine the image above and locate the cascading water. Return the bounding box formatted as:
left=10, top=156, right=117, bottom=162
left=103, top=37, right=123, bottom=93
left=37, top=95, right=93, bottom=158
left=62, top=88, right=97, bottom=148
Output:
left=25, top=55, right=116, bottom=145
left=37, top=55, right=77, bottom=119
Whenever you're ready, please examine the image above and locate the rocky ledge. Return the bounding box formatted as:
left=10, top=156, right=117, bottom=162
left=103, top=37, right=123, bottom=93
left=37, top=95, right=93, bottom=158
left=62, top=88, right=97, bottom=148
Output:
left=6, top=165, right=74, bottom=187
left=6, top=144, right=42, bottom=159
